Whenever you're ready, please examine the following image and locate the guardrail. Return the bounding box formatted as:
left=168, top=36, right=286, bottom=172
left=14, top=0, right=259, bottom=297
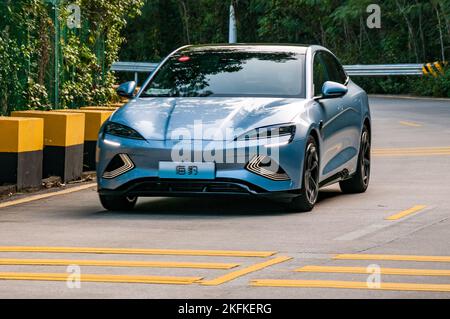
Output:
left=111, top=62, right=159, bottom=83
left=343, top=64, right=423, bottom=76
left=112, top=62, right=447, bottom=79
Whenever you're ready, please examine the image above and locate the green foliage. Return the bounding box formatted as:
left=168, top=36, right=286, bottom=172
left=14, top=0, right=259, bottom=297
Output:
left=0, top=0, right=144, bottom=114
left=415, top=67, right=450, bottom=97
left=2, top=0, right=450, bottom=108
left=119, top=0, right=450, bottom=97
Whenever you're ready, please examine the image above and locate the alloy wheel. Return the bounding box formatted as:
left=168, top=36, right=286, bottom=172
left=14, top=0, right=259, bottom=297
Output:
left=360, top=130, right=371, bottom=186
left=304, top=143, right=320, bottom=205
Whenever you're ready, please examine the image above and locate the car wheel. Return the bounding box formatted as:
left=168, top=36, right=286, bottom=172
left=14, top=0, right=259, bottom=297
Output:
left=340, top=125, right=371, bottom=194
left=288, top=136, right=320, bottom=212
left=99, top=194, right=137, bottom=211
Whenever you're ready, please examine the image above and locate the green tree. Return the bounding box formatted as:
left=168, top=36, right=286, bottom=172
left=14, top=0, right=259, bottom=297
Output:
left=0, top=0, right=144, bottom=114
left=119, top=0, right=450, bottom=97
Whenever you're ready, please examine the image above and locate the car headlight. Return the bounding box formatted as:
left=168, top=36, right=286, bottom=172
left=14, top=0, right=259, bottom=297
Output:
left=235, top=124, right=296, bottom=142
left=103, top=122, right=144, bottom=140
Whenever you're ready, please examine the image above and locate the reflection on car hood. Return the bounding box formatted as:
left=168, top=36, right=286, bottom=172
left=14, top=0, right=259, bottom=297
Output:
left=110, top=97, right=307, bottom=141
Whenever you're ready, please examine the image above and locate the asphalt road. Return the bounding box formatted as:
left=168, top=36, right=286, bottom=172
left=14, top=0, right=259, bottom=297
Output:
left=0, top=96, right=449, bottom=299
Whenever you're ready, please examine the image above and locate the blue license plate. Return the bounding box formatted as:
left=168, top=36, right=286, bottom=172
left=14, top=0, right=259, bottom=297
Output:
left=158, top=162, right=216, bottom=180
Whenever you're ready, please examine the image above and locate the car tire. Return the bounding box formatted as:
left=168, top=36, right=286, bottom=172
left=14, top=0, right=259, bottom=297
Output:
left=340, top=125, right=371, bottom=194
left=287, top=136, right=320, bottom=212
left=99, top=194, right=137, bottom=211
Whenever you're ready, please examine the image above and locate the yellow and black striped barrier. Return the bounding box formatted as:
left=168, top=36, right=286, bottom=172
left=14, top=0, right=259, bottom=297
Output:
left=11, top=111, right=85, bottom=183
left=0, top=117, right=44, bottom=191
left=423, top=61, right=448, bottom=77
left=56, top=109, right=114, bottom=171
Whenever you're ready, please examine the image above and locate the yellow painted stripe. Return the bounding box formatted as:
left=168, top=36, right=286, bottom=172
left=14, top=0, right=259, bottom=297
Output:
left=427, top=63, right=438, bottom=77
left=399, top=121, right=422, bottom=127
left=434, top=62, right=444, bottom=74
left=0, top=272, right=201, bottom=285
left=374, top=147, right=450, bottom=153
left=296, top=265, right=450, bottom=277
left=0, top=246, right=276, bottom=258
left=422, top=66, right=429, bottom=75
left=0, top=117, right=44, bottom=153
left=251, top=279, right=450, bottom=292
left=11, top=111, right=85, bottom=147
left=375, top=151, right=450, bottom=155
left=385, top=205, right=427, bottom=220
left=200, top=256, right=291, bottom=286
left=374, top=149, right=450, bottom=153
left=54, top=109, right=113, bottom=141
left=0, top=258, right=239, bottom=270
left=373, top=147, right=450, bottom=157
left=374, top=152, right=450, bottom=157
left=334, top=254, right=450, bottom=263
left=0, top=183, right=97, bottom=209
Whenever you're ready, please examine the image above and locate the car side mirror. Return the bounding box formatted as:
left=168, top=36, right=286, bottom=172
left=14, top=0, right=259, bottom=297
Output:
left=321, top=81, right=348, bottom=99
left=116, top=81, right=137, bottom=98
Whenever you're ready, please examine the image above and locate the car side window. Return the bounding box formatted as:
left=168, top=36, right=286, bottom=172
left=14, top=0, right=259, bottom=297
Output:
left=313, top=52, right=328, bottom=96
left=321, top=52, right=348, bottom=85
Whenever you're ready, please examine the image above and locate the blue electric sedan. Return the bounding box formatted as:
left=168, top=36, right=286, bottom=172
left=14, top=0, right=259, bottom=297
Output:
left=97, top=44, right=371, bottom=212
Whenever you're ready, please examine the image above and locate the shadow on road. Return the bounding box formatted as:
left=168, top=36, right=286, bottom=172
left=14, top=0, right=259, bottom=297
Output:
left=92, top=188, right=344, bottom=218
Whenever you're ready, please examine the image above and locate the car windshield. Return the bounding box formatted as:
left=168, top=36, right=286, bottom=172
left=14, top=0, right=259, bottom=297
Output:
left=140, top=48, right=305, bottom=98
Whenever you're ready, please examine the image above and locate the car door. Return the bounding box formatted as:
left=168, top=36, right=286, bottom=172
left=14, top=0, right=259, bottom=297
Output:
left=320, top=51, right=361, bottom=175
left=312, top=51, right=346, bottom=181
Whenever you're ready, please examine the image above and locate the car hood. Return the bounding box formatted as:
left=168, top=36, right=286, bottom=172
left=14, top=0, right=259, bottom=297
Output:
left=111, top=97, right=307, bottom=141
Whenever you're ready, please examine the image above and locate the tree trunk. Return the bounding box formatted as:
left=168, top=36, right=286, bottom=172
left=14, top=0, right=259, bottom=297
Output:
left=415, top=0, right=426, bottom=61
left=433, top=1, right=446, bottom=61
left=178, top=0, right=190, bottom=44
left=438, top=1, right=450, bottom=42
left=395, top=0, right=420, bottom=62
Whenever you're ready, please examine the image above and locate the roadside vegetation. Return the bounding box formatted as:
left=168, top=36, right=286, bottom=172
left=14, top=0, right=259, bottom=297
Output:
left=121, top=0, right=450, bottom=98
left=0, top=0, right=143, bottom=114
left=1, top=0, right=449, bottom=115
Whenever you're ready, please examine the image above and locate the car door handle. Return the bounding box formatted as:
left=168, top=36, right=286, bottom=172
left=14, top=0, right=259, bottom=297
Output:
left=338, top=105, right=344, bottom=112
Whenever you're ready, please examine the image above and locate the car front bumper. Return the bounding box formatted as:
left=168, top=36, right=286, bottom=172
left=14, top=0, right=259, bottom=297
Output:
left=96, top=134, right=307, bottom=197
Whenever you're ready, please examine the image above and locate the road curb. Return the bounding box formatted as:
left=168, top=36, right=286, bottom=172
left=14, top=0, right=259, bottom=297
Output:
left=0, top=183, right=97, bottom=209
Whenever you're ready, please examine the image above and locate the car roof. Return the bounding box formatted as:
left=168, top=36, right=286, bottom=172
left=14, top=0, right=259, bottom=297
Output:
left=179, top=44, right=310, bottom=54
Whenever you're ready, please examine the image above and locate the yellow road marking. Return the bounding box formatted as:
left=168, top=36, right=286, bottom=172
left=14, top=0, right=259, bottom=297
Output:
left=373, top=147, right=450, bottom=157
left=296, top=265, right=450, bottom=277
left=0, top=183, right=97, bottom=209
left=385, top=205, right=427, bottom=221
left=200, top=256, right=292, bottom=286
left=334, top=254, right=450, bottom=263
left=0, top=258, right=239, bottom=270
left=399, top=121, right=422, bottom=127
left=250, top=279, right=450, bottom=292
left=374, top=147, right=450, bottom=153
left=0, top=246, right=276, bottom=258
left=374, top=152, right=450, bottom=157
left=0, top=272, right=201, bottom=285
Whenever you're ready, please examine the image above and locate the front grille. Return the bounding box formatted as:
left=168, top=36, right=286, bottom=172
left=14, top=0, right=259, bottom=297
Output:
left=127, top=181, right=250, bottom=195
